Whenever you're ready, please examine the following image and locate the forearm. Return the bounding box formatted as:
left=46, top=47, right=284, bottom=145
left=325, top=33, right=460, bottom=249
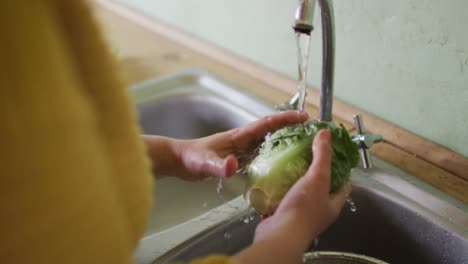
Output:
left=142, top=135, right=185, bottom=179
left=234, top=214, right=315, bottom=264
left=234, top=237, right=306, bottom=264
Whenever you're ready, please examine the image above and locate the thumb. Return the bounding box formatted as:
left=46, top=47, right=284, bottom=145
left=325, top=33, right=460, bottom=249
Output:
left=303, top=129, right=332, bottom=193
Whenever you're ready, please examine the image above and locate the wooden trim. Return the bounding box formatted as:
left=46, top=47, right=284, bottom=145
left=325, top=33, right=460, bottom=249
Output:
left=95, top=0, right=468, bottom=202
left=371, top=144, right=468, bottom=203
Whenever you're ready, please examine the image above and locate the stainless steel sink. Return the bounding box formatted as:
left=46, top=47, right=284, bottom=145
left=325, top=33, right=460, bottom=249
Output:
left=135, top=71, right=274, bottom=235
left=131, top=69, right=468, bottom=264
left=137, top=93, right=251, bottom=235
left=132, top=69, right=273, bottom=263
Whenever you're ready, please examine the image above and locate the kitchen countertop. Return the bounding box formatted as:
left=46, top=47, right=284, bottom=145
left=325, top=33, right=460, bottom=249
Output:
left=93, top=1, right=467, bottom=203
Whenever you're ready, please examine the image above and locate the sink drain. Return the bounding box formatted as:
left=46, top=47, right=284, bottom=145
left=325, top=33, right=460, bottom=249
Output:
left=303, top=251, right=389, bottom=264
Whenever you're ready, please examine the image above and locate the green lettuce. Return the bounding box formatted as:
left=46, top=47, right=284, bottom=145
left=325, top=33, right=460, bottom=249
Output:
left=246, top=120, right=359, bottom=215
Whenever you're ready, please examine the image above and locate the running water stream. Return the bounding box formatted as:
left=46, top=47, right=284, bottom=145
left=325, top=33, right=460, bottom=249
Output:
left=295, top=32, right=312, bottom=111
left=216, top=30, right=311, bottom=201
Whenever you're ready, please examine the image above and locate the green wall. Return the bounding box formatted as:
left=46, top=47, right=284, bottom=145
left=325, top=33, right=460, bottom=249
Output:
left=117, top=0, right=468, bottom=157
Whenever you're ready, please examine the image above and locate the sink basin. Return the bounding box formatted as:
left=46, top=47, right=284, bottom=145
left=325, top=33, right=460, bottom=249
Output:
left=156, top=168, right=468, bottom=264
left=133, top=70, right=273, bottom=236
left=138, top=94, right=249, bottom=235
left=132, top=69, right=468, bottom=264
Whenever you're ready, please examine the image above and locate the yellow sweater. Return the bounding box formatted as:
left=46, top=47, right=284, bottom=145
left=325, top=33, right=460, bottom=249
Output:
left=0, top=1, right=232, bottom=264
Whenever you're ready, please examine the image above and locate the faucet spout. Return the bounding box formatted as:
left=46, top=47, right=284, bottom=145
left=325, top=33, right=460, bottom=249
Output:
left=291, top=1, right=382, bottom=169
left=293, top=0, right=335, bottom=122
left=316, top=0, right=335, bottom=122
left=293, top=0, right=316, bottom=34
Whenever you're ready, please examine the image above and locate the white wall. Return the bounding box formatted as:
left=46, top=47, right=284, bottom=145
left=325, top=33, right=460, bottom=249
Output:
left=117, top=0, right=468, bottom=157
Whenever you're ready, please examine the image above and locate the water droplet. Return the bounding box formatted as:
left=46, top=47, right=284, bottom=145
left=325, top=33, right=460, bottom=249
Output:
left=216, top=178, right=224, bottom=199
left=243, top=217, right=250, bottom=224
left=249, top=214, right=255, bottom=221
left=224, top=232, right=232, bottom=239
left=346, top=196, right=357, bottom=213
left=313, top=237, right=319, bottom=247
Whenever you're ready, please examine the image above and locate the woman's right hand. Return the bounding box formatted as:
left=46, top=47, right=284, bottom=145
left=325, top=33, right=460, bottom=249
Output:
left=234, top=129, right=351, bottom=264
left=255, top=129, right=351, bottom=241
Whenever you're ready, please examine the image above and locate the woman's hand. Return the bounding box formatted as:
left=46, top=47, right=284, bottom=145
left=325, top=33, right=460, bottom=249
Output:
left=234, top=130, right=351, bottom=264
left=255, top=130, right=351, bottom=239
left=144, top=110, right=308, bottom=181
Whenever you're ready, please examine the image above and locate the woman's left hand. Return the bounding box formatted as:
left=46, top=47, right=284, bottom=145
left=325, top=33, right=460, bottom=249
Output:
left=145, top=110, right=308, bottom=181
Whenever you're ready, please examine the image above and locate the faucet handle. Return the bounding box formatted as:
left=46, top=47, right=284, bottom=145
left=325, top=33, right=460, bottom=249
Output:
left=352, top=114, right=383, bottom=169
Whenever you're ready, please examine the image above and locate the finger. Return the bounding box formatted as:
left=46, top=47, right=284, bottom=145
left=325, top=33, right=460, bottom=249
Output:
left=223, top=155, right=239, bottom=178
left=199, top=152, right=238, bottom=179
left=304, top=129, right=332, bottom=193
left=230, top=110, right=309, bottom=149
left=328, top=183, right=352, bottom=218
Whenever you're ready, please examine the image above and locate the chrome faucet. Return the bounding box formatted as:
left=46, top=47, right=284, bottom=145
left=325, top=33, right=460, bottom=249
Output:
left=278, top=0, right=382, bottom=168
left=295, top=0, right=335, bottom=122
left=278, top=0, right=335, bottom=122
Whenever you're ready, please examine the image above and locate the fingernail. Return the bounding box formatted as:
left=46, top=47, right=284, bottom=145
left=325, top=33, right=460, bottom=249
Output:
left=319, top=129, right=331, bottom=142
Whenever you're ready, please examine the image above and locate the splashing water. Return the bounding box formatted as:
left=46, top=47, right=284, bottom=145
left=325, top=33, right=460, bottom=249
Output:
left=347, top=196, right=357, bottom=212
left=295, top=32, right=312, bottom=111
left=216, top=177, right=224, bottom=199
left=224, top=232, right=232, bottom=239
left=313, top=238, right=320, bottom=248
left=239, top=208, right=258, bottom=224
left=249, top=213, right=255, bottom=221
left=239, top=214, right=250, bottom=224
